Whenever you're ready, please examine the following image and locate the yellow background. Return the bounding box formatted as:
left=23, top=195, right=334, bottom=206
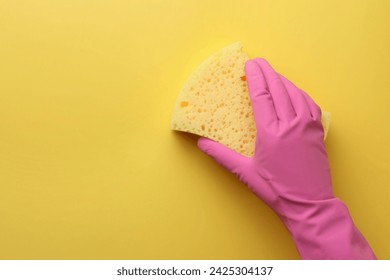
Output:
left=0, top=0, right=389, bottom=259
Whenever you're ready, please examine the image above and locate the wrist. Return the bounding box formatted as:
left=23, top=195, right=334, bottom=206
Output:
left=276, top=197, right=376, bottom=260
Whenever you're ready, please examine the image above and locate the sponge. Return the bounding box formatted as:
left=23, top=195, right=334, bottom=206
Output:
left=171, top=42, right=330, bottom=156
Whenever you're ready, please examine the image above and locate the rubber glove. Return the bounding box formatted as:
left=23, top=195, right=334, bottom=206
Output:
left=198, top=58, right=376, bottom=260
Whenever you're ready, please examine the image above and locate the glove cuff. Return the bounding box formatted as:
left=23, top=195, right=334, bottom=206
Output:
left=277, top=197, right=376, bottom=259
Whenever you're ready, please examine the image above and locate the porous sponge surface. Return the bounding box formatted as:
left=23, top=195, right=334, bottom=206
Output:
left=171, top=42, right=256, bottom=156
left=171, top=42, right=330, bottom=157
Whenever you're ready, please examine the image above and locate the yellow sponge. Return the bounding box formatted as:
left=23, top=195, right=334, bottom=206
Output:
left=171, top=42, right=330, bottom=156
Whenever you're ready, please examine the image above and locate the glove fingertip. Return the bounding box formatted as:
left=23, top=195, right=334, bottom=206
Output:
left=197, top=137, right=218, bottom=155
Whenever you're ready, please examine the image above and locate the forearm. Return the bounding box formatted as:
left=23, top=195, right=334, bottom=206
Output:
left=278, top=197, right=376, bottom=260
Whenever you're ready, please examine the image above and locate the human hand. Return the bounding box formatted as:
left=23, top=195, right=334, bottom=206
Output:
left=198, top=58, right=376, bottom=259
left=198, top=58, right=332, bottom=210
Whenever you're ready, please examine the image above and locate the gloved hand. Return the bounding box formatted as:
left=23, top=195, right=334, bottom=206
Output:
left=198, top=58, right=376, bottom=260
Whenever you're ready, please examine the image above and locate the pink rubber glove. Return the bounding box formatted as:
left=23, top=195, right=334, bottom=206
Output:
left=198, top=58, right=376, bottom=260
